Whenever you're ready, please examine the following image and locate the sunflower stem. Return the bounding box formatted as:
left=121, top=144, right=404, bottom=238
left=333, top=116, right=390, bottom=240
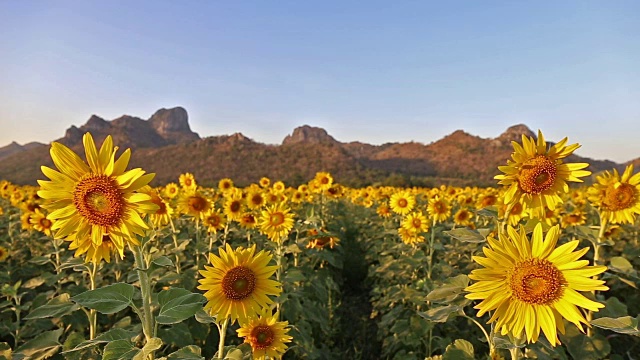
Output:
left=133, top=245, right=155, bottom=354
left=587, top=215, right=608, bottom=337
left=217, top=318, right=229, bottom=359
left=169, top=216, right=181, bottom=274
left=88, top=261, right=98, bottom=340
left=275, top=239, right=284, bottom=319
left=427, top=218, right=437, bottom=280
left=463, top=315, right=493, bottom=355
left=195, top=219, right=201, bottom=279
left=509, top=347, right=522, bottom=360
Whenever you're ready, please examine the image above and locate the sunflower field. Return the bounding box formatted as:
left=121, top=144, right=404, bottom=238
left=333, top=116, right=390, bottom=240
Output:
left=0, top=131, right=639, bottom=360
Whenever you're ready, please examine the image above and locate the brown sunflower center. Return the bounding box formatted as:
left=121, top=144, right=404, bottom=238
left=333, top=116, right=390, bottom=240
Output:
left=208, top=215, right=221, bottom=227
left=222, top=266, right=256, bottom=300
left=270, top=212, right=285, bottom=226
left=511, top=202, right=523, bottom=216
left=251, top=194, right=264, bottom=206
left=457, top=211, right=469, bottom=221
left=397, top=198, right=408, bottom=208
left=320, top=177, right=329, bottom=185
left=40, top=218, right=52, bottom=229
left=73, top=174, right=125, bottom=227
left=604, top=183, right=637, bottom=211
left=519, top=156, right=558, bottom=195
left=481, top=195, right=497, bottom=207
left=229, top=200, right=241, bottom=213
left=412, top=218, right=422, bottom=228
left=433, top=201, right=447, bottom=214
left=249, top=325, right=275, bottom=349
left=508, top=258, right=565, bottom=305
left=188, top=196, right=208, bottom=212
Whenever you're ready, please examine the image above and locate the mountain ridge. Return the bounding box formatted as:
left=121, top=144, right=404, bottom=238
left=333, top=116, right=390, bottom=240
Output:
left=0, top=108, right=629, bottom=187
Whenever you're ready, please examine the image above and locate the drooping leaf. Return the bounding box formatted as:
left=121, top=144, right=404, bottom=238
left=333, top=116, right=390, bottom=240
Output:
left=71, top=283, right=137, bottom=314
left=25, top=293, right=80, bottom=319
left=156, top=288, right=206, bottom=324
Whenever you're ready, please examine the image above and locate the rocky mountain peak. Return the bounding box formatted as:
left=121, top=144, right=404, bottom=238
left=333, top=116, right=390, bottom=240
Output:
left=496, top=124, right=536, bottom=144
left=282, top=125, right=338, bottom=145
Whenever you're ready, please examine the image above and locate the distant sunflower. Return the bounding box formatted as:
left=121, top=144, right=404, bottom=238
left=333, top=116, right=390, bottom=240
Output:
left=179, top=173, right=197, bottom=190
left=224, top=189, right=245, bottom=221
left=588, top=164, right=640, bottom=224
left=37, top=133, right=157, bottom=253
left=143, top=187, right=173, bottom=228
left=259, top=177, right=271, bottom=188
left=239, top=213, right=257, bottom=229
left=237, top=308, right=292, bottom=360
left=313, top=172, right=333, bottom=192
left=389, top=190, right=415, bottom=215
left=401, top=212, right=429, bottom=234
left=177, top=190, right=211, bottom=219
left=30, top=209, right=54, bottom=237
left=398, top=227, right=424, bottom=246
left=0, top=246, right=9, bottom=262
left=428, top=196, right=451, bottom=223
left=453, top=208, right=473, bottom=227
left=247, top=190, right=267, bottom=210
left=198, top=244, right=281, bottom=324
left=376, top=203, right=392, bottom=218
left=272, top=181, right=286, bottom=194
left=495, top=131, right=591, bottom=215
left=561, top=211, right=586, bottom=228
left=202, top=208, right=226, bottom=234
left=466, top=224, right=608, bottom=346
left=259, top=203, right=295, bottom=242
left=218, top=178, right=234, bottom=193
left=164, top=182, right=180, bottom=199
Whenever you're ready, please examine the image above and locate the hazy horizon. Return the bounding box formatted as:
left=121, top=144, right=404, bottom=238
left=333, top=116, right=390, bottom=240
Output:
left=1, top=1, right=638, bottom=163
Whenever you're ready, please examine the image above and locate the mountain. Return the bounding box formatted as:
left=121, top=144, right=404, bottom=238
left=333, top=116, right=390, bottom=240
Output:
left=0, top=141, right=46, bottom=161
left=0, top=110, right=629, bottom=187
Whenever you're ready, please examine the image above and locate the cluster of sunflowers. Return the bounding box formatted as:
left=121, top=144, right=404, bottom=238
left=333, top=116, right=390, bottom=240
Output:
left=1, top=129, right=639, bottom=359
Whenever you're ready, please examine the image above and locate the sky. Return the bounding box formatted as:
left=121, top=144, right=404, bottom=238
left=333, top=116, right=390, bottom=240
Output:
left=1, top=1, right=639, bottom=163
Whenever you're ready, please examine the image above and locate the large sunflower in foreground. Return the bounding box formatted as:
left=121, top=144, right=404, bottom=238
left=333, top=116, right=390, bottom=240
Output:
left=237, top=308, right=292, bottom=360
left=495, top=131, right=590, bottom=216
left=198, top=244, right=281, bottom=324
left=37, top=133, right=157, bottom=255
left=588, top=164, right=640, bottom=224
left=465, top=224, right=608, bottom=346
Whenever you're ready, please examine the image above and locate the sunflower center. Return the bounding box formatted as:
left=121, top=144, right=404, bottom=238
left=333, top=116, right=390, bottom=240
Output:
left=482, top=195, right=497, bottom=207
left=604, top=183, right=637, bottom=211
left=412, top=218, right=422, bottom=228
left=73, top=174, right=125, bottom=227
left=222, top=266, right=256, bottom=300
left=188, top=196, right=207, bottom=212
left=397, top=198, right=408, bottom=208
left=508, top=258, right=565, bottom=304
left=250, top=325, right=275, bottom=349
left=519, top=156, right=558, bottom=195
left=40, top=218, right=52, bottom=228
left=251, top=194, right=263, bottom=206
left=230, top=201, right=241, bottom=212
left=434, top=201, right=446, bottom=213
left=208, top=215, right=221, bottom=227
left=270, top=212, right=285, bottom=226
left=457, top=211, right=469, bottom=221
left=511, top=202, right=523, bottom=216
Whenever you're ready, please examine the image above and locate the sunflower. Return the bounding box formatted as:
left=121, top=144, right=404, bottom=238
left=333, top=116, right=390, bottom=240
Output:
left=237, top=308, right=292, bottom=360
left=0, top=246, right=9, bottom=262
left=401, top=212, right=429, bottom=234
left=389, top=190, right=415, bottom=215
left=272, top=181, right=286, bottom=194
left=398, top=227, right=425, bottom=246
left=247, top=189, right=267, bottom=210
left=588, top=164, right=640, bottom=224
left=218, top=178, right=234, bottom=193
left=259, top=177, right=271, bottom=188
left=177, top=190, right=211, bottom=219
left=313, top=172, right=333, bottom=192
left=499, top=200, right=526, bottom=227
left=37, top=133, right=157, bottom=255
left=560, top=211, right=586, bottom=228
left=164, top=182, right=180, bottom=199
left=21, top=211, right=34, bottom=231
left=30, top=209, right=54, bottom=237
left=376, top=203, right=392, bottom=218
left=202, top=208, right=226, bottom=234
left=495, top=131, right=591, bottom=216
left=465, top=224, right=608, bottom=346
left=306, top=228, right=340, bottom=250
left=179, top=173, right=197, bottom=190
left=142, top=187, right=173, bottom=228
left=239, top=213, right=257, bottom=229
left=259, top=203, right=295, bottom=242
left=428, top=196, right=451, bottom=223
left=224, top=189, right=245, bottom=222
left=198, top=244, right=281, bottom=324
left=290, top=190, right=305, bottom=204
left=453, top=208, right=473, bottom=227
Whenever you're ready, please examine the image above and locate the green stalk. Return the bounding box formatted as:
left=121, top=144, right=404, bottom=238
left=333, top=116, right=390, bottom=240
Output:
left=509, top=348, right=521, bottom=360
left=427, top=218, right=437, bottom=280
left=88, top=261, right=98, bottom=340
left=587, top=214, right=608, bottom=337
left=133, top=245, right=155, bottom=354
left=217, top=319, right=229, bottom=359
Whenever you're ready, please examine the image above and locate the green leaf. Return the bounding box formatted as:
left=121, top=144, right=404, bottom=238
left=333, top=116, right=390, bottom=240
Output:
left=443, top=339, right=474, bottom=360
left=132, top=338, right=162, bottom=360
left=475, top=207, right=498, bottom=218
left=102, top=340, right=140, bottom=360
left=29, top=256, right=52, bottom=265
left=223, top=348, right=244, bottom=360
left=64, top=328, right=137, bottom=353
left=25, top=293, right=80, bottom=319
left=148, top=256, right=174, bottom=272
left=167, top=345, right=204, bottom=360
left=71, top=283, right=137, bottom=314
left=561, top=326, right=611, bottom=360
left=444, top=228, right=486, bottom=243
left=609, top=257, right=634, bottom=273
left=426, top=275, right=469, bottom=302
left=156, top=288, right=206, bottom=324
left=591, top=316, right=640, bottom=336
left=417, top=305, right=462, bottom=323
left=194, top=309, right=216, bottom=324
left=597, top=297, right=628, bottom=318
left=14, top=328, right=63, bottom=359
left=284, top=269, right=305, bottom=282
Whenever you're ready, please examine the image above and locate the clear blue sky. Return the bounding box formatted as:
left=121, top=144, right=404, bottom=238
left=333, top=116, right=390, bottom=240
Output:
left=1, top=1, right=639, bottom=162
